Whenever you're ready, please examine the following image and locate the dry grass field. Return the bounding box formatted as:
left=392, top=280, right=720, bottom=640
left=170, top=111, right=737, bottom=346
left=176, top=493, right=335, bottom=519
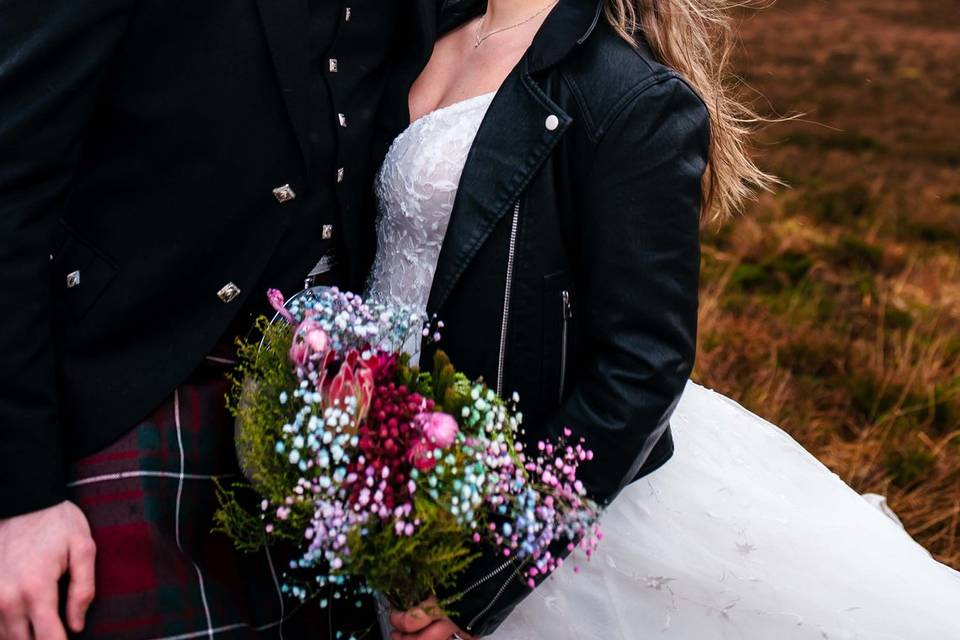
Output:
left=694, top=0, right=960, bottom=567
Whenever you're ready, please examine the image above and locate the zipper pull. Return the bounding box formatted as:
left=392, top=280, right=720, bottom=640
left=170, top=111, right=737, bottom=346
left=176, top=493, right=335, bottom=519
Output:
left=561, top=290, right=573, bottom=319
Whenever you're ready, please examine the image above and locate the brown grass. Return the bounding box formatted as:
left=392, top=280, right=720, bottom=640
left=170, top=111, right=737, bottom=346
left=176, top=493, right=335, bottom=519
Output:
left=693, top=0, right=960, bottom=567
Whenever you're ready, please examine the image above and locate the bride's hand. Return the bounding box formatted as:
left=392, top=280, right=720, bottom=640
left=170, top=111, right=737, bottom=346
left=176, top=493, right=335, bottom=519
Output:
left=389, top=596, right=476, bottom=640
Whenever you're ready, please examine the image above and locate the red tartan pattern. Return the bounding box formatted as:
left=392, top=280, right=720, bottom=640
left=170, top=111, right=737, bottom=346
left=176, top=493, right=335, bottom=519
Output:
left=67, top=364, right=377, bottom=640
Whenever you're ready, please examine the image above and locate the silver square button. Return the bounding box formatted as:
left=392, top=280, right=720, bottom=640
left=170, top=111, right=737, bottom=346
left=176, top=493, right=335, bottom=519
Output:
left=322, top=224, right=334, bottom=240
left=328, top=58, right=338, bottom=73
left=66, top=270, right=81, bottom=288
left=217, top=282, right=241, bottom=303
left=272, top=184, right=296, bottom=203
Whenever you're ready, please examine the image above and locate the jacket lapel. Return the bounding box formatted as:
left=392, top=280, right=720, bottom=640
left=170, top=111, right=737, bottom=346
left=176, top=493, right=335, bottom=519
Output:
left=426, top=66, right=572, bottom=314
left=256, top=0, right=312, bottom=168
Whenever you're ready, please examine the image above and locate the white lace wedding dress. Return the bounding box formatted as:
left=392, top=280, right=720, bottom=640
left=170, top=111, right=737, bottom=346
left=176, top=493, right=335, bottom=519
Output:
left=366, top=92, right=960, bottom=639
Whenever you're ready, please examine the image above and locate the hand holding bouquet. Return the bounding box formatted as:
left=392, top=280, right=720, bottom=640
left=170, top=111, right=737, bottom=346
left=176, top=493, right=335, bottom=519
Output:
left=216, top=287, right=600, bottom=633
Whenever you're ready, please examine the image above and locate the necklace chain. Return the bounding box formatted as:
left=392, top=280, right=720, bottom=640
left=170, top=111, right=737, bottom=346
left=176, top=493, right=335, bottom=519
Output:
left=474, top=0, right=559, bottom=48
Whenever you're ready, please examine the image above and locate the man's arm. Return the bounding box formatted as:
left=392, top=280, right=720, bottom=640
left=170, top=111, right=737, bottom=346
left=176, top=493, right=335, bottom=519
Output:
left=0, top=2, right=136, bottom=638
left=0, top=0, right=135, bottom=517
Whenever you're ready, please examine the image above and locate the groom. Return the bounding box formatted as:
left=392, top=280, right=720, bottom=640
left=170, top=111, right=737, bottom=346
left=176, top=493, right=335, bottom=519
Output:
left=0, top=1, right=433, bottom=638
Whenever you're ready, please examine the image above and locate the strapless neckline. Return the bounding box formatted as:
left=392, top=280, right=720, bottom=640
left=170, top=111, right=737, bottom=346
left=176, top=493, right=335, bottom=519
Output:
left=366, top=89, right=496, bottom=362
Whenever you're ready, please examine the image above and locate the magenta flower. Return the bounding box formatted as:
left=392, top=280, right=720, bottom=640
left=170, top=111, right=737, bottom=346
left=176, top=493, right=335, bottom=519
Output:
left=408, top=439, right=437, bottom=472
left=289, top=315, right=328, bottom=366
left=267, top=289, right=294, bottom=323
left=415, top=412, right=458, bottom=448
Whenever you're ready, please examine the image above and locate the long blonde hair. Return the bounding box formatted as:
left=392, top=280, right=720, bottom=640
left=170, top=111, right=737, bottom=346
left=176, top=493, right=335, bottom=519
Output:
left=605, top=0, right=778, bottom=223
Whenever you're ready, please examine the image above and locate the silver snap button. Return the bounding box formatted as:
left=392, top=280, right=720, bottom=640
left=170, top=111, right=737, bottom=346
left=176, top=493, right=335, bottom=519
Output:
left=66, top=271, right=81, bottom=288
left=328, top=58, right=338, bottom=73
left=545, top=114, right=560, bottom=131
left=272, top=184, right=296, bottom=203
left=217, top=282, right=241, bottom=303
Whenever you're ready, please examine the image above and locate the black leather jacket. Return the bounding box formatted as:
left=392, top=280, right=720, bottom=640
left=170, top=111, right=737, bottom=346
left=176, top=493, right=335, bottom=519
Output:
left=379, top=0, right=711, bottom=634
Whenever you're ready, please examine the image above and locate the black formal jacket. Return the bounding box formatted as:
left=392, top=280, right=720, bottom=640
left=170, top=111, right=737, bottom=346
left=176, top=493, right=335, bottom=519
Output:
left=0, top=0, right=433, bottom=519
left=379, top=0, right=711, bottom=633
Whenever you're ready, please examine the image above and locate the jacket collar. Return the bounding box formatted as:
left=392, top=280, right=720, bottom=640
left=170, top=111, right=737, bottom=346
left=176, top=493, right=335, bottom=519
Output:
left=439, top=0, right=603, bottom=73
left=426, top=0, right=601, bottom=314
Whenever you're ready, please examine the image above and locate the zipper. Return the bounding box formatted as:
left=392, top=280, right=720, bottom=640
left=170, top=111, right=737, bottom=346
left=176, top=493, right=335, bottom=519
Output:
left=458, top=558, right=514, bottom=599
left=496, top=201, right=521, bottom=395
left=559, top=289, right=573, bottom=402
left=466, top=560, right=528, bottom=632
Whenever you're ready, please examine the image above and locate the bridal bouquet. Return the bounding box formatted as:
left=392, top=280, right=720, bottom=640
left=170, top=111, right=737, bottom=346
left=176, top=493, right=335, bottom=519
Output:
left=215, top=286, right=600, bottom=617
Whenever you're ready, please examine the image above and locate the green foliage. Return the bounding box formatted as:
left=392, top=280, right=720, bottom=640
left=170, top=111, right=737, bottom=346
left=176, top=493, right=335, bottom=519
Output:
left=346, top=496, right=479, bottom=611
left=215, top=318, right=312, bottom=547
left=212, top=482, right=268, bottom=552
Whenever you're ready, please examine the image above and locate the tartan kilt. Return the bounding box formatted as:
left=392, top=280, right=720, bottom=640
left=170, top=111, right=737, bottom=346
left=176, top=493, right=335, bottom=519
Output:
left=66, top=361, right=377, bottom=640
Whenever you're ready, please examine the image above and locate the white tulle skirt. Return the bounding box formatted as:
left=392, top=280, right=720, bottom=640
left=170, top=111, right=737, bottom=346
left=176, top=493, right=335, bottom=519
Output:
left=494, top=381, right=960, bottom=640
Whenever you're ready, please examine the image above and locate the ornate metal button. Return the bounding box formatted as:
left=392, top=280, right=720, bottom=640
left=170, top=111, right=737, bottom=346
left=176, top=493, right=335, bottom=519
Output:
left=217, top=282, right=241, bottom=303
left=338, top=113, right=347, bottom=128
left=66, top=271, right=81, bottom=288
left=322, top=224, right=334, bottom=240
left=329, top=58, right=338, bottom=73
left=344, top=7, right=351, bottom=21
left=545, top=114, right=560, bottom=131
left=272, top=184, right=296, bottom=203
left=337, top=167, right=345, bottom=183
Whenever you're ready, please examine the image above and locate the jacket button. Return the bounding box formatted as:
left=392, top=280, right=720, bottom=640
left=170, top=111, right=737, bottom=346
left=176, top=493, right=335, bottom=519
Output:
left=66, top=270, right=81, bottom=288
left=545, top=114, right=560, bottom=131
left=322, top=224, right=334, bottom=240
left=217, top=282, right=241, bottom=303
left=272, top=184, right=296, bottom=203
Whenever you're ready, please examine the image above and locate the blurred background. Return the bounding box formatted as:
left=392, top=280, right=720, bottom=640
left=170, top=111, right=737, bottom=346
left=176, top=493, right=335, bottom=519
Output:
left=694, top=0, right=960, bottom=568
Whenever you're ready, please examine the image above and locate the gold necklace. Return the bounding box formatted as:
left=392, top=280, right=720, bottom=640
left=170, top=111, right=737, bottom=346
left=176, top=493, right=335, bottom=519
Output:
left=473, top=0, right=559, bottom=48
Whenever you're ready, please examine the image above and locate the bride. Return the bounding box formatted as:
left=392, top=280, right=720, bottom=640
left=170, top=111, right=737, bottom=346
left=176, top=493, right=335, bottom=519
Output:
left=368, top=0, right=960, bottom=638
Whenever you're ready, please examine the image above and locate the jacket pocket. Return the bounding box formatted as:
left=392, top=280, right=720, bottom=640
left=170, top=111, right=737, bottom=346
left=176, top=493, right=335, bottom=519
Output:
left=542, top=270, right=576, bottom=407
left=52, top=222, right=119, bottom=321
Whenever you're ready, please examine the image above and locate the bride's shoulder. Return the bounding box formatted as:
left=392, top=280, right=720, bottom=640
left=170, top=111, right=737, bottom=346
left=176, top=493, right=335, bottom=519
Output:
left=559, top=21, right=705, bottom=131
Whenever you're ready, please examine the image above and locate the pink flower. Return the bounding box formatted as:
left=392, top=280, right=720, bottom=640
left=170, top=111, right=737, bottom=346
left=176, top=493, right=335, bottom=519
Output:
left=325, top=350, right=375, bottom=421
left=289, top=315, right=328, bottom=366
left=415, top=412, right=458, bottom=448
left=305, top=327, right=328, bottom=353
left=267, top=289, right=294, bottom=323
left=408, top=439, right=437, bottom=472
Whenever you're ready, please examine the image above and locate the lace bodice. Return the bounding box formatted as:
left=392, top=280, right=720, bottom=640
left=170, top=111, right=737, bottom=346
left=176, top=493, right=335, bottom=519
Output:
left=366, top=92, right=496, bottom=347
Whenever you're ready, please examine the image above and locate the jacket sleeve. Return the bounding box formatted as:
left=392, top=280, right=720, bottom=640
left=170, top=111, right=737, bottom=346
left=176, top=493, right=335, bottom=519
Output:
left=0, top=0, right=135, bottom=518
left=447, top=75, right=710, bottom=636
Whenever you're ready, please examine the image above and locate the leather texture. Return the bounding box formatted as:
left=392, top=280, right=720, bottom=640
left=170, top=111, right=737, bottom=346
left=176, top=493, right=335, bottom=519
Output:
left=390, top=0, right=712, bottom=633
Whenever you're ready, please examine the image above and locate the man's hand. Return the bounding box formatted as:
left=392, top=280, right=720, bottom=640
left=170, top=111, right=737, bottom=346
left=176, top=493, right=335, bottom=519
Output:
left=0, top=501, right=96, bottom=640
left=389, top=597, right=476, bottom=640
